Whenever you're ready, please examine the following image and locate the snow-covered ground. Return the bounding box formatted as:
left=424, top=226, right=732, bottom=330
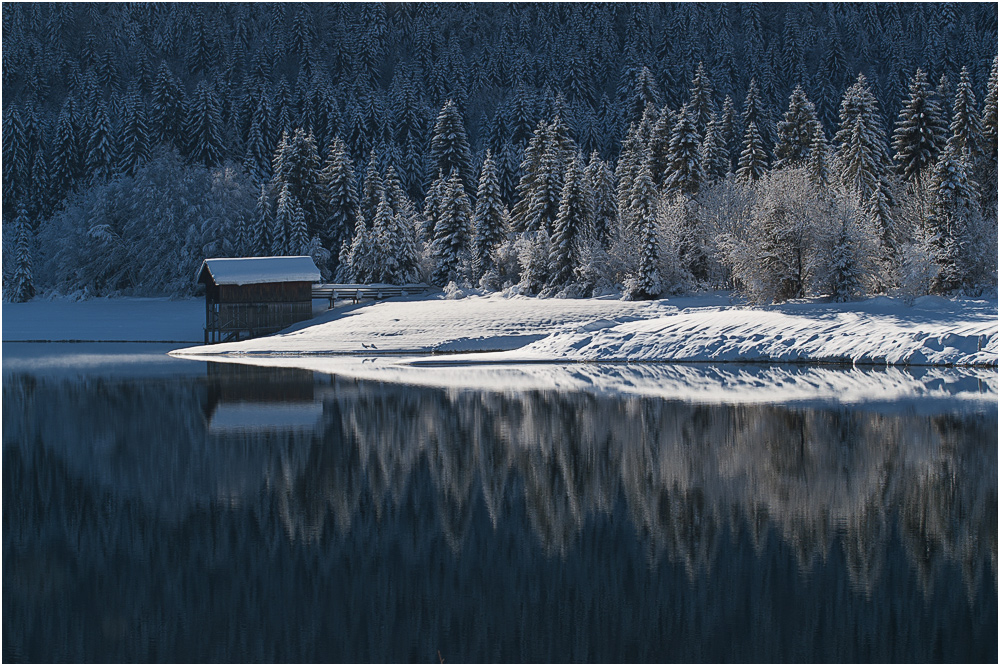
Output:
left=172, top=291, right=998, bottom=368
left=2, top=297, right=206, bottom=342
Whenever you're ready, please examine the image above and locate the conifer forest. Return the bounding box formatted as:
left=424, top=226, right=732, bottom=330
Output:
left=2, top=2, right=998, bottom=302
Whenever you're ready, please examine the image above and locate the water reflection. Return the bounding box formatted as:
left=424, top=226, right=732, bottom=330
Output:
left=3, top=360, right=996, bottom=662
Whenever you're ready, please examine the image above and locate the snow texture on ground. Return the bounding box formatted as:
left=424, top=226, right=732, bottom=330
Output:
left=2, top=297, right=207, bottom=342
left=173, top=292, right=998, bottom=368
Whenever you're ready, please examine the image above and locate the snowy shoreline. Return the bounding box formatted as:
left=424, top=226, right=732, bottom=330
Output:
left=168, top=291, right=998, bottom=368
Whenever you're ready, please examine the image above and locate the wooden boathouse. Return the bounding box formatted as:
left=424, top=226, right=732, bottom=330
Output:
left=197, top=256, right=320, bottom=344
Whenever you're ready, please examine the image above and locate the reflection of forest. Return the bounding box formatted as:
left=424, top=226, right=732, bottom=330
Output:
left=3, top=368, right=997, bottom=662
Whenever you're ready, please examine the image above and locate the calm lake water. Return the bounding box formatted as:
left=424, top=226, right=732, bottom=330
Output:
left=3, top=344, right=997, bottom=662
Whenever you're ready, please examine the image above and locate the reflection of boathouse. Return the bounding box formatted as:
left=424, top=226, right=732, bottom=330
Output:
left=203, top=363, right=323, bottom=434
left=196, top=256, right=320, bottom=344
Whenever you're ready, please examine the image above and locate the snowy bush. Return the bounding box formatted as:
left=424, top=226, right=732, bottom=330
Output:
left=38, top=150, right=256, bottom=297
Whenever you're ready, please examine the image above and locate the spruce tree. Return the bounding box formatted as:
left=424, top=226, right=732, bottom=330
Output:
left=119, top=93, right=151, bottom=178
left=892, top=68, right=948, bottom=184
left=950, top=66, right=983, bottom=158
left=774, top=86, right=822, bottom=169
left=243, top=96, right=272, bottom=183
left=834, top=74, right=892, bottom=206
left=625, top=157, right=660, bottom=300
left=928, top=137, right=978, bottom=292
left=719, top=95, right=740, bottom=172
left=151, top=61, right=186, bottom=152
left=431, top=170, right=472, bottom=285
left=51, top=102, right=81, bottom=197
left=250, top=184, right=272, bottom=256
left=687, top=61, right=715, bottom=138
left=829, top=217, right=864, bottom=301
left=983, top=55, right=998, bottom=162
left=548, top=152, right=590, bottom=288
left=272, top=183, right=296, bottom=256
left=701, top=112, right=730, bottom=183
left=736, top=121, right=768, bottom=182
left=360, top=150, right=385, bottom=225
left=663, top=104, right=705, bottom=197
left=429, top=99, right=474, bottom=196
left=85, top=102, right=116, bottom=183
left=272, top=128, right=326, bottom=238
left=320, top=138, right=360, bottom=268
left=184, top=82, right=224, bottom=167
left=584, top=152, right=617, bottom=246
left=472, top=151, right=506, bottom=278
left=807, top=123, right=832, bottom=187
left=10, top=203, right=34, bottom=302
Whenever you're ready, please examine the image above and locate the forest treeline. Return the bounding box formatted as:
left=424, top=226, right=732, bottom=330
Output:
left=1, top=3, right=997, bottom=301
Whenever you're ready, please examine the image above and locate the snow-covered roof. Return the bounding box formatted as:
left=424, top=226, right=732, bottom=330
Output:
left=197, top=256, right=320, bottom=286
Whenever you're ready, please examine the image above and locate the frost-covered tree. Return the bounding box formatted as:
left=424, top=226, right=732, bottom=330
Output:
left=243, top=96, right=272, bottom=183
left=548, top=152, right=591, bottom=289
left=85, top=102, right=116, bottom=183
left=118, top=93, right=151, bottom=178
left=736, top=121, right=768, bottom=182
left=663, top=104, right=705, bottom=197
left=774, top=86, right=822, bottom=169
left=9, top=203, right=34, bottom=302
left=949, top=66, right=983, bottom=159
left=272, top=183, right=299, bottom=255
left=250, top=183, right=271, bottom=256
left=51, top=102, right=82, bottom=198
left=431, top=170, right=472, bottom=285
left=892, top=68, right=947, bottom=184
left=472, top=151, right=506, bottom=278
left=584, top=152, right=616, bottom=246
left=184, top=81, right=224, bottom=167
left=341, top=214, right=378, bottom=283
left=429, top=99, right=474, bottom=196
left=834, top=74, right=892, bottom=205
left=151, top=62, right=186, bottom=152
left=928, top=137, right=980, bottom=293
left=272, top=128, right=326, bottom=239
left=687, top=61, right=715, bottom=138
left=319, top=137, right=359, bottom=263
left=701, top=112, right=730, bottom=183
left=624, top=157, right=660, bottom=300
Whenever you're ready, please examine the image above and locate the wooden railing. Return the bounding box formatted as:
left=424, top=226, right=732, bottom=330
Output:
left=312, top=283, right=435, bottom=307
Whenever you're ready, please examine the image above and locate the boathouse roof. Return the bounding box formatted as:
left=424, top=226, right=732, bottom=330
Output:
left=196, top=256, right=320, bottom=286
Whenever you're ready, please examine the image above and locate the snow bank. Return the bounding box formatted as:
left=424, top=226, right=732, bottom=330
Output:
left=3, top=297, right=206, bottom=342
left=172, top=292, right=998, bottom=368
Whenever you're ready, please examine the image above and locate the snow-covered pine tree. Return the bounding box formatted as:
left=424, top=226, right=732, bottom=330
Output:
left=949, top=66, right=983, bottom=159
left=510, top=119, right=548, bottom=232
left=736, top=121, right=768, bottom=182
left=472, top=151, right=506, bottom=279
left=719, top=95, right=740, bottom=173
left=272, top=182, right=296, bottom=256
left=342, top=213, right=377, bottom=283
left=10, top=203, right=34, bottom=302
left=892, top=68, right=948, bottom=184
left=319, top=137, right=359, bottom=267
left=548, top=152, right=590, bottom=289
left=742, top=78, right=771, bottom=150
left=85, top=102, right=116, bottom=183
left=663, top=103, right=705, bottom=197
left=431, top=170, right=472, bottom=285
left=380, top=167, right=420, bottom=283
left=250, top=183, right=272, bottom=257
left=624, top=156, right=660, bottom=300
left=584, top=151, right=616, bottom=247
left=289, top=194, right=309, bottom=255
left=834, top=74, right=893, bottom=210
left=806, top=123, right=831, bottom=187
left=184, top=81, right=224, bottom=167
left=928, top=136, right=979, bottom=293
left=429, top=99, right=474, bottom=196
left=980, top=55, right=998, bottom=223
left=151, top=61, right=186, bottom=152
left=2, top=106, right=26, bottom=213
left=701, top=112, right=730, bottom=183
left=360, top=150, right=385, bottom=225
left=51, top=102, right=81, bottom=198
left=773, top=86, right=822, bottom=169
left=119, top=92, right=151, bottom=178
left=243, top=96, right=272, bottom=183
left=687, top=61, right=715, bottom=138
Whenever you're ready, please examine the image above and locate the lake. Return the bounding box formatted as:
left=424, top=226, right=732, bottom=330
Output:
left=3, top=344, right=997, bottom=662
